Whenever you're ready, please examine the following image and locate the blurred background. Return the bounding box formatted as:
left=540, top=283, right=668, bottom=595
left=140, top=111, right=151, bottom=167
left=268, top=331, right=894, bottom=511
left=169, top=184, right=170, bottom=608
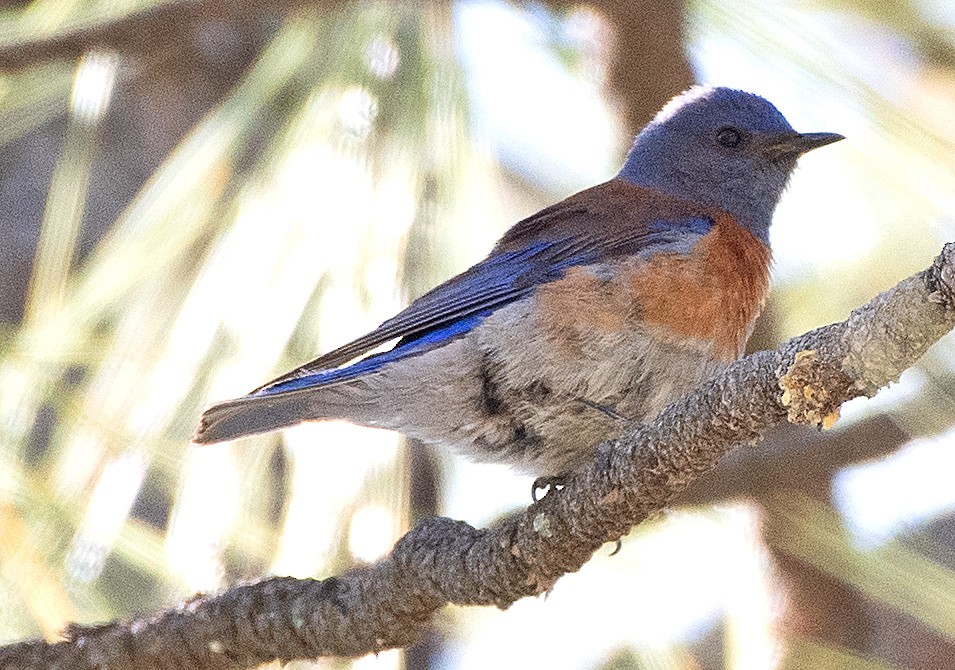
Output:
left=1, top=0, right=955, bottom=668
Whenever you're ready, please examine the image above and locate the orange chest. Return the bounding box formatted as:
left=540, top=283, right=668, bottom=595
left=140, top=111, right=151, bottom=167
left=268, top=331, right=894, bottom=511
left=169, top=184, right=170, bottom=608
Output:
left=533, top=215, right=771, bottom=361
left=630, top=216, right=772, bottom=359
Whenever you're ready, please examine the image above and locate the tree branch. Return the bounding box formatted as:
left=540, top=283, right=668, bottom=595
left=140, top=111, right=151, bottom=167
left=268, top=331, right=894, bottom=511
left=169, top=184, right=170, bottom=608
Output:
left=4, top=243, right=955, bottom=670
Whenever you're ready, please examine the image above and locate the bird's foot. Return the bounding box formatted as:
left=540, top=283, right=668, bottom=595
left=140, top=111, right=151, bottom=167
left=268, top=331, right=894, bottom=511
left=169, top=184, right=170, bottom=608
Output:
left=531, top=474, right=569, bottom=502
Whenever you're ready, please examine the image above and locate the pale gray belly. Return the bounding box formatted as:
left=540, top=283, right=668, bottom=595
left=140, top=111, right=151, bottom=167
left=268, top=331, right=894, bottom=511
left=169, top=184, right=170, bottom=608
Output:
left=356, top=298, right=726, bottom=476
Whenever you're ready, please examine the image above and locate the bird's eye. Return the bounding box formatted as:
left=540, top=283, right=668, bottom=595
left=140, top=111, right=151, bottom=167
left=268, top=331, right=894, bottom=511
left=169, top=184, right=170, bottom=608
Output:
left=717, top=127, right=742, bottom=148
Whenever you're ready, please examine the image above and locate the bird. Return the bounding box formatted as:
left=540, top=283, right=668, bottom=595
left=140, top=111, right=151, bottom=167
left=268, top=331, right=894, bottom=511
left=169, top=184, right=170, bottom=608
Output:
left=193, top=85, right=843, bottom=478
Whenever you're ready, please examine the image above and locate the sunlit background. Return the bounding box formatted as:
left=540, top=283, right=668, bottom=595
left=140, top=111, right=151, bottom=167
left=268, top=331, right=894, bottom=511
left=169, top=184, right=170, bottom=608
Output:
left=1, top=0, right=955, bottom=668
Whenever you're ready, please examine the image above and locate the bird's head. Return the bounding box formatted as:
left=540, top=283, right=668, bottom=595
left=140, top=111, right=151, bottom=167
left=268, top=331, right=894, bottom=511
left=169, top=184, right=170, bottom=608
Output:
left=619, top=86, right=843, bottom=244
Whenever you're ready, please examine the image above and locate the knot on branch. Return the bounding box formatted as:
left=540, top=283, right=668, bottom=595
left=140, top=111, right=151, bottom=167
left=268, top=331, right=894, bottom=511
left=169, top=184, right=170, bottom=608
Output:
left=779, top=350, right=851, bottom=429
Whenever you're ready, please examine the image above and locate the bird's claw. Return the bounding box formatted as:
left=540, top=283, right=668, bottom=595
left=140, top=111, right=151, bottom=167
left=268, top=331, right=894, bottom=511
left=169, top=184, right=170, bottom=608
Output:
left=531, top=474, right=568, bottom=502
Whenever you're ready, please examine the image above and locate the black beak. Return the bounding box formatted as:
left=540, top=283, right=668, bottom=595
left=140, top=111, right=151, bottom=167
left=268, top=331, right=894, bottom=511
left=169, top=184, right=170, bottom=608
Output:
left=769, top=131, right=844, bottom=156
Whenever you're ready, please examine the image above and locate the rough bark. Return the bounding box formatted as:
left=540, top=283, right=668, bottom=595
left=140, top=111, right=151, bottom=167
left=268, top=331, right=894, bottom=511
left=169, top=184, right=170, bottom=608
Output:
left=2, top=244, right=954, bottom=669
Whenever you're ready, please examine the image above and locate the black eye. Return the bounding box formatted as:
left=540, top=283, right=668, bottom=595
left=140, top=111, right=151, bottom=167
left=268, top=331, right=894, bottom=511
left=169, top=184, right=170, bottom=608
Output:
left=717, top=127, right=742, bottom=148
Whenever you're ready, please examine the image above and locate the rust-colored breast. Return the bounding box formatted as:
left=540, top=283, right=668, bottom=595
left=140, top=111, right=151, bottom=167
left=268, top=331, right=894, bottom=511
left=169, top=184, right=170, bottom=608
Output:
left=630, top=213, right=772, bottom=360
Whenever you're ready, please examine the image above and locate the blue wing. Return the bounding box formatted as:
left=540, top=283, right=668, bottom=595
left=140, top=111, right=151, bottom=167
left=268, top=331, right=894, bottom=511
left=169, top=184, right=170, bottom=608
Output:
left=252, top=182, right=715, bottom=397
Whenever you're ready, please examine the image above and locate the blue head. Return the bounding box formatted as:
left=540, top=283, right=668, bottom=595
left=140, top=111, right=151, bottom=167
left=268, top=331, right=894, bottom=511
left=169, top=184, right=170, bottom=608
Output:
left=619, top=86, right=842, bottom=244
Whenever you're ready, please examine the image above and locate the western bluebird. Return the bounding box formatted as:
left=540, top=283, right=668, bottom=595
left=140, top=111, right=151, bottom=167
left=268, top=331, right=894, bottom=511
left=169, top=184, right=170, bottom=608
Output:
left=193, top=86, right=842, bottom=477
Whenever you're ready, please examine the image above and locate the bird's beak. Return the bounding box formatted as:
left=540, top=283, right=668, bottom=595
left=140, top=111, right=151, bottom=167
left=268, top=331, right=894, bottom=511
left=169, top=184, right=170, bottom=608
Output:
left=767, top=131, right=844, bottom=157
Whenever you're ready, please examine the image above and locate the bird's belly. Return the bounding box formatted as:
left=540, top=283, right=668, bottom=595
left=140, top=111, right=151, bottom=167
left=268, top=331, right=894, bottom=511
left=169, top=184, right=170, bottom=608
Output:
left=362, top=295, right=729, bottom=476
left=461, top=297, right=726, bottom=475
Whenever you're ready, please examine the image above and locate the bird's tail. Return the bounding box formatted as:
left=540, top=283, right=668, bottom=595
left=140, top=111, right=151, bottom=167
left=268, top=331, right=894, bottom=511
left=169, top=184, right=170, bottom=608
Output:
left=193, top=388, right=369, bottom=445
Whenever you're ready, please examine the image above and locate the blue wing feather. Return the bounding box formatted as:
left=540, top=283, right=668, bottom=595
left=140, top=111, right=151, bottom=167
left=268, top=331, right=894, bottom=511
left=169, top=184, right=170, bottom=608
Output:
left=255, top=311, right=491, bottom=395
left=251, top=198, right=714, bottom=397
